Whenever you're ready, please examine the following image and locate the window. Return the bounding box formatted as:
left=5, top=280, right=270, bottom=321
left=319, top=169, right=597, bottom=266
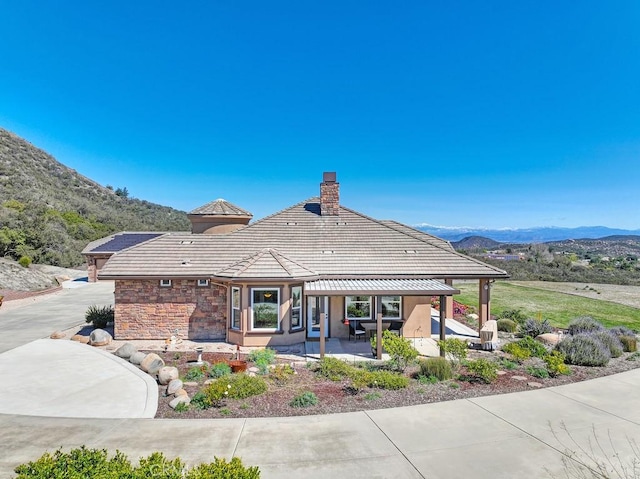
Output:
left=251, top=288, right=280, bottom=330
left=197, top=279, right=209, bottom=287
left=231, top=287, right=241, bottom=330
left=379, top=296, right=402, bottom=319
left=290, top=286, right=302, bottom=329
left=345, top=296, right=372, bottom=319
left=160, top=279, right=172, bottom=287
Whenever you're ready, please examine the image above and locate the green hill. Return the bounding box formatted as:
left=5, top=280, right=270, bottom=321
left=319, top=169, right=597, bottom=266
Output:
left=0, top=128, right=190, bottom=267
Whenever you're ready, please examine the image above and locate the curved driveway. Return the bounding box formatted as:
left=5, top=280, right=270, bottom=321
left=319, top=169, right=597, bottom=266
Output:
left=1, top=283, right=639, bottom=478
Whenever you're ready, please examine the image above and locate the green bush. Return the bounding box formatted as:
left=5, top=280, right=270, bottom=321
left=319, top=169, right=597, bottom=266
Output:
left=620, top=335, right=638, bottom=353
left=437, top=338, right=468, bottom=369
left=184, top=366, right=207, bottom=382
left=464, top=358, right=498, bottom=383
left=18, top=255, right=32, bottom=268
left=556, top=334, right=611, bottom=367
left=519, top=318, right=553, bottom=338
left=418, top=357, right=453, bottom=381
left=186, top=457, right=260, bottom=479
left=498, top=309, right=528, bottom=324
left=270, top=364, right=295, bottom=383
left=84, top=304, right=114, bottom=329
left=544, top=351, right=571, bottom=377
left=567, top=316, right=604, bottom=336
left=209, top=362, right=232, bottom=379
left=497, top=318, right=517, bottom=333
left=224, top=374, right=268, bottom=399
left=380, top=330, right=418, bottom=372
left=248, top=348, right=276, bottom=375
left=499, top=357, right=519, bottom=370
left=314, top=357, right=354, bottom=381
left=289, top=391, right=318, bottom=408
left=367, top=370, right=409, bottom=390
left=190, top=391, right=212, bottom=410
left=609, top=326, right=636, bottom=338
left=517, top=336, right=549, bottom=358
left=526, top=366, right=550, bottom=379
left=591, top=330, right=623, bottom=358
left=502, top=342, right=531, bottom=362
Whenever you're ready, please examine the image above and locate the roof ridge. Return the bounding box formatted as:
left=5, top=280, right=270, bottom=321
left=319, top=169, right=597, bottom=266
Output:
left=268, top=249, right=294, bottom=276
left=226, top=197, right=318, bottom=233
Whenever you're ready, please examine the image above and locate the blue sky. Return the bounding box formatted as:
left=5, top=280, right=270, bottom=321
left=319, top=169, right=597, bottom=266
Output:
left=1, top=1, right=639, bottom=229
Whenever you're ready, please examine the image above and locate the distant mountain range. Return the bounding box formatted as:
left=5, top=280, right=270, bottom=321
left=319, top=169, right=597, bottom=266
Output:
left=416, top=225, right=640, bottom=243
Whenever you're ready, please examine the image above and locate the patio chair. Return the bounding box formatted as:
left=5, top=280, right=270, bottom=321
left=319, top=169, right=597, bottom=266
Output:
left=348, top=320, right=366, bottom=341
left=388, top=320, right=403, bottom=336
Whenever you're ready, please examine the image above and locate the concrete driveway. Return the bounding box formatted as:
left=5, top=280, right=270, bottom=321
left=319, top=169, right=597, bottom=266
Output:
left=1, top=281, right=640, bottom=478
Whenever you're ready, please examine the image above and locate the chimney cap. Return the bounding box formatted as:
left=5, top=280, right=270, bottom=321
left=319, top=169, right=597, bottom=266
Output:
left=322, top=172, right=337, bottom=183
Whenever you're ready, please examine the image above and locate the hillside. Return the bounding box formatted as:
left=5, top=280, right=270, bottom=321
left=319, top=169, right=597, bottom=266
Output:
left=0, top=128, right=190, bottom=267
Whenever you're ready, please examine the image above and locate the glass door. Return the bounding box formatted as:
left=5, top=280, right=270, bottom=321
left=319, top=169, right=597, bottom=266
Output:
left=307, top=296, right=329, bottom=338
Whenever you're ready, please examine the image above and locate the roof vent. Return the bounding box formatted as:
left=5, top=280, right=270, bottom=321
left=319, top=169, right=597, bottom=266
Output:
left=181, top=259, right=191, bottom=266
left=180, top=240, right=193, bottom=245
left=335, top=221, right=348, bottom=226
left=285, top=222, right=298, bottom=226
left=404, top=250, right=418, bottom=254
left=321, top=250, right=335, bottom=254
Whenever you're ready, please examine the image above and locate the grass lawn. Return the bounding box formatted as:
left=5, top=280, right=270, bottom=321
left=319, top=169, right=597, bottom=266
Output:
left=454, top=281, right=640, bottom=331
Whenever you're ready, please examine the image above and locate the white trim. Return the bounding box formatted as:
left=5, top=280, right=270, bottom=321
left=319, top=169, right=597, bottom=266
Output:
left=290, top=285, right=303, bottom=330
left=251, top=287, right=280, bottom=331
left=160, top=279, right=172, bottom=287
left=345, top=295, right=372, bottom=320
left=378, top=295, right=402, bottom=319
left=197, top=279, right=210, bottom=287
left=231, top=286, right=241, bottom=330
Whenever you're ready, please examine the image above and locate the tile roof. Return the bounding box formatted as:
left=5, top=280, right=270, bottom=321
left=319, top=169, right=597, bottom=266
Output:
left=99, top=198, right=508, bottom=280
left=189, top=199, right=252, bottom=216
left=216, top=249, right=318, bottom=279
left=304, top=278, right=459, bottom=295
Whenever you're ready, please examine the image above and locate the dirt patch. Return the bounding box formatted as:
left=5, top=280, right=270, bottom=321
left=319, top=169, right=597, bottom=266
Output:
left=510, top=281, right=640, bottom=309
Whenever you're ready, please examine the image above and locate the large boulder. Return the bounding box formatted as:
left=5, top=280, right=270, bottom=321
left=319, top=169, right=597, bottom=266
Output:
left=114, top=343, right=137, bottom=359
left=89, top=329, right=113, bottom=347
left=536, top=333, right=560, bottom=347
left=140, top=353, right=165, bottom=375
left=71, top=334, right=90, bottom=344
left=158, top=366, right=179, bottom=385
left=166, top=379, right=183, bottom=396
left=169, top=395, right=190, bottom=409
left=129, top=351, right=146, bottom=365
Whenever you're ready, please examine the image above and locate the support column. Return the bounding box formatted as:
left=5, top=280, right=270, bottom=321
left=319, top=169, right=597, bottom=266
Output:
left=478, top=279, right=491, bottom=333
left=444, top=279, right=454, bottom=319
left=439, top=295, right=446, bottom=357
left=320, top=312, right=326, bottom=359
left=376, top=313, right=383, bottom=360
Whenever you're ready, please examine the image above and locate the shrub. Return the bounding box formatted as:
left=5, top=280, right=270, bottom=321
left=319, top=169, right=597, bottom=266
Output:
left=248, top=348, right=276, bottom=375
left=380, top=330, right=418, bottom=372
left=367, top=370, right=409, bottom=390
left=567, top=316, right=604, bottom=336
left=18, top=255, right=32, bottom=268
left=556, top=334, right=611, bottom=367
left=517, top=336, right=549, bottom=358
left=620, top=335, right=638, bottom=353
left=290, top=391, right=318, bottom=408
left=418, top=357, right=453, bottom=381
left=174, top=402, right=189, bottom=413
left=270, top=364, right=295, bottom=383
left=226, top=374, right=268, bottom=399
left=184, top=366, right=207, bottom=382
left=519, top=318, right=553, bottom=338
left=499, top=358, right=519, bottom=370
left=497, top=318, right=517, bottom=333
left=502, top=342, right=531, bottom=362
left=314, top=357, right=354, bottom=381
left=498, top=309, right=528, bottom=324
left=350, top=369, right=374, bottom=390
left=464, top=358, right=498, bottom=383
left=591, top=330, right=623, bottom=358
left=84, top=304, right=114, bottom=329
left=186, top=457, right=260, bottom=479
left=544, top=351, right=571, bottom=377
left=526, top=366, right=550, bottom=379
left=190, top=391, right=211, bottom=410
left=609, top=326, right=636, bottom=338
left=417, top=375, right=439, bottom=384
left=437, top=338, right=468, bottom=369
left=209, top=362, right=232, bottom=379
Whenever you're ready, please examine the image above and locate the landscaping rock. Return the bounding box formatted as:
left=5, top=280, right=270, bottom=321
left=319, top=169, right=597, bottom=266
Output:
left=114, top=343, right=137, bottom=359
left=70, top=334, right=91, bottom=344
left=183, top=381, right=198, bottom=388
left=158, top=366, right=179, bottom=385
left=49, top=331, right=65, bottom=339
left=536, top=333, right=561, bottom=347
left=129, top=351, right=146, bottom=365
left=169, top=395, right=190, bottom=409
left=89, top=329, right=112, bottom=347
left=511, top=375, right=528, bottom=381
left=174, top=388, right=189, bottom=397
left=140, top=353, right=165, bottom=375
left=166, top=379, right=183, bottom=396
left=528, top=382, right=544, bottom=388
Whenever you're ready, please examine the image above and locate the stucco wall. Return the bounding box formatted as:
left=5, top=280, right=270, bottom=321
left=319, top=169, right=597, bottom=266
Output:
left=114, top=279, right=227, bottom=340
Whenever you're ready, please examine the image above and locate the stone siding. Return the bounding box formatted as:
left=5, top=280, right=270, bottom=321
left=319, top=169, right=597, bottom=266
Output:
left=114, top=279, right=227, bottom=340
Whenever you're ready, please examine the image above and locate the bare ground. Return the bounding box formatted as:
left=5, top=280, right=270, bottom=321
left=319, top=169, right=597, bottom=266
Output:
left=509, top=281, right=640, bottom=309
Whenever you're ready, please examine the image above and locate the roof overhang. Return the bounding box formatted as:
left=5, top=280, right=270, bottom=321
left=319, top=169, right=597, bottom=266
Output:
left=303, top=278, right=460, bottom=296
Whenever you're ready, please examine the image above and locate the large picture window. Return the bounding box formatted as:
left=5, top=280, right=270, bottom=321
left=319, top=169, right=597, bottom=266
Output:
left=251, top=288, right=280, bottom=330
left=379, top=296, right=402, bottom=319
left=231, top=287, right=241, bottom=330
left=345, top=296, right=372, bottom=319
left=290, top=286, right=302, bottom=330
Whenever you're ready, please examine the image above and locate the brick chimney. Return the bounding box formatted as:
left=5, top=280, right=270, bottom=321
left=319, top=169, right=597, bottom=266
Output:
left=320, top=172, right=339, bottom=216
